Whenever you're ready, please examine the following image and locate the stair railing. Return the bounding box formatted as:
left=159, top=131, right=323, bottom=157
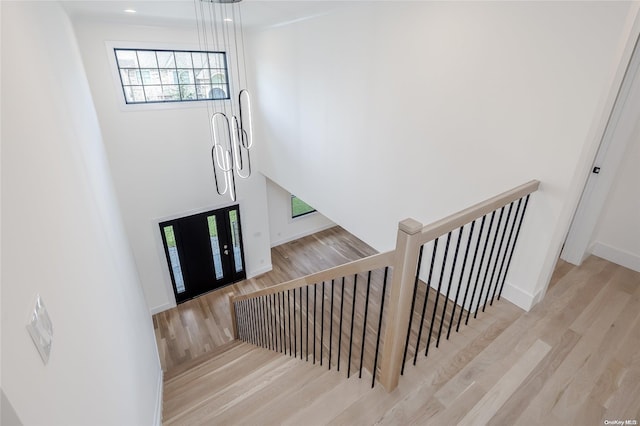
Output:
left=230, top=179, right=539, bottom=392
left=231, top=251, right=395, bottom=387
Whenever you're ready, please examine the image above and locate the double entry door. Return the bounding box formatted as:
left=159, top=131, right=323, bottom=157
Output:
left=160, top=205, right=246, bottom=303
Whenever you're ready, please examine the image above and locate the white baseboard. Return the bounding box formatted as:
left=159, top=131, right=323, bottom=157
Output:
left=270, top=223, right=336, bottom=247
left=591, top=242, right=640, bottom=272
left=247, top=264, right=273, bottom=279
left=501, top=281, right=541, bottom=311
left=153, top=368, right=163, bottom=426
left=150, top=302, right=174, bottom=315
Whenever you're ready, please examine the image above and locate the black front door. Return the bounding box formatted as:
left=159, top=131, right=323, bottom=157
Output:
left=160, top=205, right=246, bottom=303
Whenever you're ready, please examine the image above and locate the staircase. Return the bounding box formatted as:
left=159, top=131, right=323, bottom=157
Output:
left=161, top=180, right=540, bottom=424
left=162, top=297, right=523, bottom=425
left=162, top=340, right=377, bottom=425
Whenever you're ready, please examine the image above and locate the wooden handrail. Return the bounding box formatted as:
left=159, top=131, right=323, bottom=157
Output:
left=416, top=180, right=540, bottom=246
left=232, top=251, right=396, bottom=303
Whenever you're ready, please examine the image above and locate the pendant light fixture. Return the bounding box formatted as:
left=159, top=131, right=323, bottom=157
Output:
left=195, top=0, right=253, bottom=202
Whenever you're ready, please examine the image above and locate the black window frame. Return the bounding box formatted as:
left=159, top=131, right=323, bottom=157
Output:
left=291, top=195, right=317, bottom=219
left=114, top=48, right=231, bottom=105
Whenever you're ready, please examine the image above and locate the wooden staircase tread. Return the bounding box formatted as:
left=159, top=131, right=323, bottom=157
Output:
left=237, top=361, right=370, bottom=425
left=163, top=343, right=283, bottom=416
left=163, top=340, right=243, bottom=383
left=164, top=354, right=302, bottom=425
left=197, top=357, right=333, bottom=425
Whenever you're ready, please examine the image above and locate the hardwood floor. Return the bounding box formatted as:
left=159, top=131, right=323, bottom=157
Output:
left=161, top=244, right=640, bottom=425
left=153, top=226, right=377, bottom=373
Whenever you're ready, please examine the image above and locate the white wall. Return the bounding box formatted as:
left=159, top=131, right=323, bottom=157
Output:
left=1, top=2, right=161, bottom=425
left=1, top=389, right=22, bottom=426
left=591, top=133, right=640, bottom=272
left=266, top=179, right=335, bottom=247
left=70, top=18, right=273, bottom=313
left=248, top=1, right=635, bottom=309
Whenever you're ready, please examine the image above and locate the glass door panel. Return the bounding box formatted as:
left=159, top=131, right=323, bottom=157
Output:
left=207, top=215, right=224, bottom=280
left=228, top=209, right=244, bottom=274
left=162, top=225, right=185, bottom=294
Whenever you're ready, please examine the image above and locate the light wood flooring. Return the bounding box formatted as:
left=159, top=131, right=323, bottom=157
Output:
left=153, top=226, right=377, bottom=373
left=161, top=240, right=640, bottom=424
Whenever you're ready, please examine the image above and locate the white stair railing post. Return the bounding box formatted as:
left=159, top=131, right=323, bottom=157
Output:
left=379, top=218, right=424, bottom=392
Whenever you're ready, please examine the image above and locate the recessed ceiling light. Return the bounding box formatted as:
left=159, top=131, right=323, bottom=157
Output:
left=124, top=9, right=137, bottom=14
left=224, top=18, right=233, bottom=22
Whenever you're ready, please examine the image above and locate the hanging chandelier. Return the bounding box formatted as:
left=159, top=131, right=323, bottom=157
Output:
left=195, top=0, right=253, bottom=202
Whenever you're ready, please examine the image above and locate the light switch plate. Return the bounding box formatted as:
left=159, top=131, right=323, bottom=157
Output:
left=26, top=295, right=53, bottom=365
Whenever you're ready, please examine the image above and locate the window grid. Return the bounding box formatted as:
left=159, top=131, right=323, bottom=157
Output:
left=114, top=48, right=231, bottom=104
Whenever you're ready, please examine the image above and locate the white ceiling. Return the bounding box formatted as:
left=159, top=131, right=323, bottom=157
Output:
left=61, top=0, right=348, bottom=29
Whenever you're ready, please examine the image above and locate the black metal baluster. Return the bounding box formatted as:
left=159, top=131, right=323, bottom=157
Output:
left=288, top=289, right=292, bottom=356
left=260, top=297, right=265, bottom=347
left=313, top=283, right=317, bottom=365
left=306, top=285, right=309, bottom=362
left=412, top=242, right=437, bottom=366
left=448, top=221, right=475, bottom=339
left=372, top=267, right=389, bottom=388
left=280, top=292, right=285, bottom=354
left=337, top=277, right=345, bottom=372
left=254, top=298, right=259, bottom=346
left=425, top=232, right=452, bottom=357
left=236, top=301, right=242, bottom=341
left=459, top=216, right=486, bottom=331
left=262, top=296, right=268, bottom=349
left=300, top=287, right=303, bottom=361
left=294, top=288, right=298, bottom=357
left=245, top=299, right=250, bottom=343
left=255, top=297, right=261, bottom=347
left=280, top=292, right=284, bottom=353
left=329, top=279, right=335, bottom=370
left=247, top=299, right=252, bottom=344
left=263, top=296, right=269, bottom=350
left=266, top=296, right=271, bottom=349
left=347, top=274, right=358, bottom=378
left=267, top=295, right=271, bottom=350
left=251, top=298, right=257, bottom=346
left=273, top=293, right=282, bottom=353
left=484, top=203, right=513, bottom=312
left=475, top=207, right=504, bottom=318
left=436, top=227, right=463, bottom=348
left=274, top=294, right=279, bottom=351
left=239, top=300, right=247, bottom=342
left=260, top=296, right=266, bottom=349
left=498, top=194, right=531, bottom=299
left=401, top=245, right=425, bottom=374
left=359, top=270, right=372, bottom=379
left=321, top=281, right=325, bottom=366
left=491, top=200, right=520, bottom=306
left=236, top=301, right=243, bottom=341
left=271, top=294, right=276, bottom=350
left=246, top=300, right=251, bottom=342
left=466, top=212, right=493, bottom=326
left=269, top=295, right=273, bottom=350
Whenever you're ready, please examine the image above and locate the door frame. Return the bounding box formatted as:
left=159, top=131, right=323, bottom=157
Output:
left=155, top=201, right=247, bottom=309
left=561, top=32, right=640, bottom=265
